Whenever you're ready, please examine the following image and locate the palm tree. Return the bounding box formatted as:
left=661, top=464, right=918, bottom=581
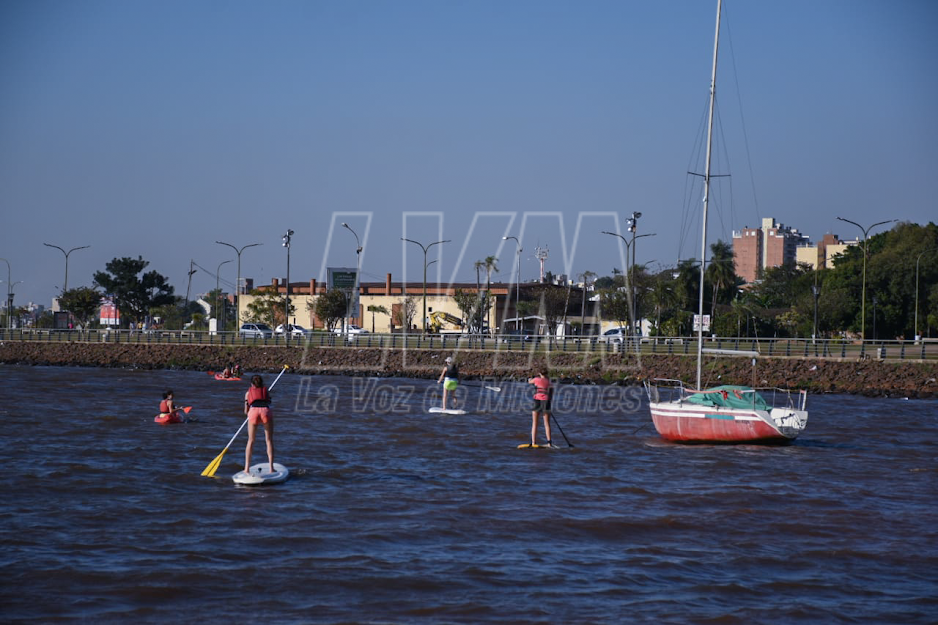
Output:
left=707, top=240, right=737, bottom=319
left=367, top=304, right=389, bottom=333
left=649, top=275, right=679, bottom=336
left=483, top=255, right=498, bottom=333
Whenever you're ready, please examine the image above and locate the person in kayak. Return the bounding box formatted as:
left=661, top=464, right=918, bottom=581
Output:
left=437, top=356, right=459, bottom=410
left=158, top=389, right=181, bottom=422
left=528, top=369, right=554, bottom=447
left=244, top=374, right=275, bottom=473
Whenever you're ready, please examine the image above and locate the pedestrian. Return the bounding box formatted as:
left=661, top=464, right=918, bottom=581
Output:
left=244, top=374, right=275, bottom=473
left=528, top=369, right=554, bottom=447
left=437, top=356, right=459, bottom=410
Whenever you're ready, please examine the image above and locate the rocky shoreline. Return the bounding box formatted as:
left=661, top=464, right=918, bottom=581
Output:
left=2, top=341, right=936, bottom=398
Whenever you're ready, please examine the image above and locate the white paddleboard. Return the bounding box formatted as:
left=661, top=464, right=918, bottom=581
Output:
left=429, top=407, right=467, bottom=415
left=232, top=462, right=290, bottom=485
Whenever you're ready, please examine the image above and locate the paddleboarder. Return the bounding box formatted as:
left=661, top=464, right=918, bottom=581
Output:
left=244, top=374, right=275, bottom=473
left=528, top=369, right=554, bottom=448
left=437, top=356, right=459, bottom=410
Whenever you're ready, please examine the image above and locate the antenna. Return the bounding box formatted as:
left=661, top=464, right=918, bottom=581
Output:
left=534, top=245, right=549, bottom=283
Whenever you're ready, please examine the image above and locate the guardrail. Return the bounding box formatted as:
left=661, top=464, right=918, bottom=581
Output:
left=2, top=328, right=937, bottom=361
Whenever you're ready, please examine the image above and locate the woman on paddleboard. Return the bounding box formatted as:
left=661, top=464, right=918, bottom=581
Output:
left=244, top=375, right=275, bottom=473
left=437, top=356, right=459, bottom=410
left=528, top=369, right=553, bottom=447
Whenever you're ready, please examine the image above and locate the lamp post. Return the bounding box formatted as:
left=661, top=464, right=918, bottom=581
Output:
left=811, top=284, right=821, bottom=343
left=216, top=240, right=262, bottom=332
left=342, top=223, right=363, bottom=334
left=216, top=259, right=232, bottom=332
left=0, top=258, right=10, bottom=330
left=914, top=247, right=938, bottom=341
left=502, top=236, right=522, bottom=321
left=601, top=230, right=656, bottom=340
left=42, top=243, right=90, bottom=294
left=836, top=217, right=897, bottom=340
left=282, top=229, right=293, bottom=332
left=872, top=296, right=878, bottom=342
left=402, top=237, right=450, bottom=333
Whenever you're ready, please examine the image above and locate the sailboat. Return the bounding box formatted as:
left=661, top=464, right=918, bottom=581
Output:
left=644, top=0, right=808, bottom=444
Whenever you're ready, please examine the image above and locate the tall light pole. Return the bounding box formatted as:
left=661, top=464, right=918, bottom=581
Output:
left=43, top=243, right=90, bottom=294
left=502, top=236, right=522, bottom=316
left=216, top=259, right=232, bottom=332
left=0, top=258, right=10, bottom=330
left=216, top=240, right=262, bottom=332
left=836, top=217, right=897, bottom=340
left=402, top=237, right=449, bottom=333
left=342, top=223, right=363, bottom=334
left=184, top=260, right=197, bottom=311
left=812, top=284, right=821, bottom=343
left=602, top=230, right=655, bottom=339
left=282, top=229, right=293, bottom=331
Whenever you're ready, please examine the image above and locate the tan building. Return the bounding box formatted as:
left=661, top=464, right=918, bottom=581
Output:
left=794, top=233, right=858, bottom=271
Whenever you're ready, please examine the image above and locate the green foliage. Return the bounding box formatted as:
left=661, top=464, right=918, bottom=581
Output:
left=58, top=286, right=102, bottom=328
left=453, top=289, right=486, bottom=332
left=599, top=288, right=630, bottom=329
left=366, top=304, right=389, bottom=333
left=245, top=289, right=294, bottom=327
left=92, top=256, right=175, bottom=327
left=314, top=289, right=349, bottom=331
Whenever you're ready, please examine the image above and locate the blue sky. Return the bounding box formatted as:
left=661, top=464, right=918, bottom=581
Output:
left=1, top=0, right=936, bottom=307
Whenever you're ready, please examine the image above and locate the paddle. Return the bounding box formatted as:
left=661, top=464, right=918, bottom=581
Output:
left=200, top=365, right=289, bottom=478
left=550, top=413, right=574, bottom=448
left=461, top=381, right=501, bottom=392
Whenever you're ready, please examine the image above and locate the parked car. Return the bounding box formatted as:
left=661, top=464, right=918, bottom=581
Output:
left=598, top=327, right=628, bottom=343
left=275, top=324, right=309, bottom=337
left=332, top=324, right=369, bottom=341
left=239, top=323, right=273, bottom=338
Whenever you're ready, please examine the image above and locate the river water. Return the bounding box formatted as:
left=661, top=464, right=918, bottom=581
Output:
left=2, top=365, right=935, bottom=624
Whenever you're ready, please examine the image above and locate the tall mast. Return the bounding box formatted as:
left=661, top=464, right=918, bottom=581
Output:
left=696, top=0, right=722, bottom=390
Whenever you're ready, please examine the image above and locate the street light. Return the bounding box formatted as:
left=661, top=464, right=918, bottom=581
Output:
left=601, top=229, right=656, bottom=340
left=402, top=237, right=450, bottom=333
left=836, top=217, right=897, bottom=340
left=342, top=223, right=363, bottom=334
left=811, top=284, right=821, bottom=343
left=43, top=243, right=90, bottom=294
left=216, top=240, right=262, bottom=331
left=216, top=259, right=232, bottom=332
left=0, top=258, right=10, bottom=330
left=282, top=229, right=294, bottom=332
left=914, top=247, right=938, bottom=341
left=872, top=296, right=878, bottom=342
left=502, top=236, right=522, bottom=317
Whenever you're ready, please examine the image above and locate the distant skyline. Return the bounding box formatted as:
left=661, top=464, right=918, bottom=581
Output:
left=2, top=0, right=936, bottom=307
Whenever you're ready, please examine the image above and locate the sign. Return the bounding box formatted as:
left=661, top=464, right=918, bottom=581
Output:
left=100, top=297, right=120, bottom=326
left=327, top=267, right=359, bottom=317
left=693, top=314, right=711, bottom=332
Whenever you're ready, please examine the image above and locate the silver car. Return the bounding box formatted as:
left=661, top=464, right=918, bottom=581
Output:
left=239, top=323, right=274, bottom=338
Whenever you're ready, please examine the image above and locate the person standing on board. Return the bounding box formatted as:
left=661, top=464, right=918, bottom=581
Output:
left=528, top=369, right=554, bottom=447
left=437, top=356, right=459, bottom=410
left=244, top=375, right=275, bottom=473
left=159, top=389, right=181, bottom=422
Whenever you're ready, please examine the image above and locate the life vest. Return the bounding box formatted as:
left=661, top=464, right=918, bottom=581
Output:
left=159, top=399, right=174, bottom=414
left=246, top=386, right=271, bottom=408
left=531, top=376, right=550, bottom=401
left=445, top=363, right=459, bottom=379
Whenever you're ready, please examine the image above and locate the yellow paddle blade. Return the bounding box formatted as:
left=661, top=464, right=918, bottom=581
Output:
left=201, top=448, right=228, bottom=477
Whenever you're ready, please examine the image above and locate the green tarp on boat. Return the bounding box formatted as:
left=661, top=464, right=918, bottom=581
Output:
left=684, top=385, right=769, bottom=410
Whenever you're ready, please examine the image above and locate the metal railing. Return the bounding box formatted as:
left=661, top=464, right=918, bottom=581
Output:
left=1, top=328, right=936, bottom=361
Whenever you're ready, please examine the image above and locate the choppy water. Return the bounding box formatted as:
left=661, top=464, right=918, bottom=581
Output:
left=2, top=364, right=936, bottom=624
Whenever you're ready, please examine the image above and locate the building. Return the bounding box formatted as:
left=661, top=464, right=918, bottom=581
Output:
left=794, top=233, right=858, bottom=271
left=733, top=217, right=810, bottom=283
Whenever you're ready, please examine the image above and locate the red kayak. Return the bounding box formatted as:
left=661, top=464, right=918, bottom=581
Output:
left=154, top=413, right=184, bottom=425
left=214, top=374, right=242, bottom=381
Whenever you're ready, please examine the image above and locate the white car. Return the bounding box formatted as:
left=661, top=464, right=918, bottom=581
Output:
left=333, top=324, right=369, bottom=341
left=275, top=324, right=309, bottom=337
left=599, top=327, right=628, bottom=343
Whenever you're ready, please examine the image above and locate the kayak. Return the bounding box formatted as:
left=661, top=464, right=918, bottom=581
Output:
left=214, top=374, right=242, bottom=381
left=154, top=413, right=184, bottom=425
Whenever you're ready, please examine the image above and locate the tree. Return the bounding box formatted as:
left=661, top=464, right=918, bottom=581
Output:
left=648, top=275, right=679, bottom=336
left=93, top=256, right=175, bottom=327
left=366, top=304, right=389, bottom=333
left=483, top=255, right=499, bottom=334
left=453, top=288, right=487, bottom=333
left=707, top=240, right=738, bottom=319
left=599, top=288, right=630, bottom=329
left=529, top=284, right=569, bottom=336
left=244, top=289, right=294, bottom=327
left=393, top=296, right=418, bottom=330
left=313, top=289, right=348, bottom=331
left=58, top=286, right=102, bottom=329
